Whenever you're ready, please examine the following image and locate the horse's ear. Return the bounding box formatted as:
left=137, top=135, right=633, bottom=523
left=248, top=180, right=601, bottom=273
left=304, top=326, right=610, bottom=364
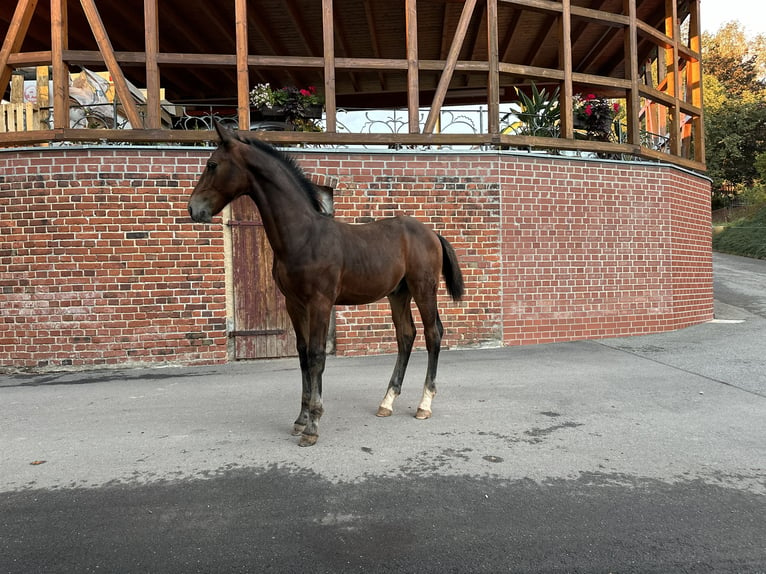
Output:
left=213, top=120, right=234, bottom=146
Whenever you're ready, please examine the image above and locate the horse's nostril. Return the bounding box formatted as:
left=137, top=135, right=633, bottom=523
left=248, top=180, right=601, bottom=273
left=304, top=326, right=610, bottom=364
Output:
left=188, top=204, right=194, bottom=218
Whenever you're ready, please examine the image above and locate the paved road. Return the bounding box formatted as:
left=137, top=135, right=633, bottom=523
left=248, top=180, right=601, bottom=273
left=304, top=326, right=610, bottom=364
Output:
left=1, top=253, right=765, bottom=573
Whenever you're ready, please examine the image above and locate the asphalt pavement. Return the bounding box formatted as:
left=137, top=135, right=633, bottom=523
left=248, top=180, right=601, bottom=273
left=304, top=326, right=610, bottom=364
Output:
left=1, top=252, right=765, bottom=573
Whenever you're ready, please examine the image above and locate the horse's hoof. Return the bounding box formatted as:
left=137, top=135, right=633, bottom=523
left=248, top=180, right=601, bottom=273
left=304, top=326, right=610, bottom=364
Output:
left=292, top=423, right=306, bottom=436
left=299, top=433, right=318, bottom=447
left=415, top=408, right=432, bottom=420
left=376, top=406, right=393, bottom=417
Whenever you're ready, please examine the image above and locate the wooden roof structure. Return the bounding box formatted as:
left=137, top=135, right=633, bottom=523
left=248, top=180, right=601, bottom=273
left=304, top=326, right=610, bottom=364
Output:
left=1, top=0, right=703, bottom=170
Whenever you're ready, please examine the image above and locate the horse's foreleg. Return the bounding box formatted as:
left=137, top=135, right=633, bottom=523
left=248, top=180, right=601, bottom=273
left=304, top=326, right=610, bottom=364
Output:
left=298, top=302, right=332, bottom=447
left=416, top=307, right=443, bottom=420
left=286, top=303, right=311, bottom=436
left=377, top=290, right=416, bottom=417
left=292, top=340, right=310, bottom=436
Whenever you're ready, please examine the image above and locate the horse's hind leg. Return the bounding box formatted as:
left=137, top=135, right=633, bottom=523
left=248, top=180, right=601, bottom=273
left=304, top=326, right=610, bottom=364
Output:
left=414, top=300, right=443, bottom=420
left=377, top=289, right=416, bottom=417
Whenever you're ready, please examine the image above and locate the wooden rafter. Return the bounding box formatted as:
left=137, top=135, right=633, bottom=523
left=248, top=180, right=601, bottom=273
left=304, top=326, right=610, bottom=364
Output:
left=424, top=0, right=478, bottom=134
left=499, top=7, right=523, bottom=62
left=80, top=0, right=144, bottom=128
left=362, top=0, right=387, bottom=91
left=524, top=14, right=556, bottom=69
left=332, top=7, right=360, bottom=93
left=0, top=0, right=38, bottom=97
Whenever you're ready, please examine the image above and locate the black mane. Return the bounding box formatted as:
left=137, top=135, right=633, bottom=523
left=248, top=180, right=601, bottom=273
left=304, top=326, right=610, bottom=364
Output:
left=238, top=135, right=326, bottom=214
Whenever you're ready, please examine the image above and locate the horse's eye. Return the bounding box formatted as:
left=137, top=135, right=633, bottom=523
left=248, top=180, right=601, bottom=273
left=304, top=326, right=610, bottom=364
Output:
left=207, top=161, right=217, bottom=172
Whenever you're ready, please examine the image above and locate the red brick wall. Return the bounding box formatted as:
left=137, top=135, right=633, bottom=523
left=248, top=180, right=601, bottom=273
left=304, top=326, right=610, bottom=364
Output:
left=0, top=147, right=712, bottom=370
left=0, top=148, right=227, bottom=369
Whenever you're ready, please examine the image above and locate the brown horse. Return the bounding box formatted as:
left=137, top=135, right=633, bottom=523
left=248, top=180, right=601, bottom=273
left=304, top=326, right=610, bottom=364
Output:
left=188, top=122, right=464, bottom=446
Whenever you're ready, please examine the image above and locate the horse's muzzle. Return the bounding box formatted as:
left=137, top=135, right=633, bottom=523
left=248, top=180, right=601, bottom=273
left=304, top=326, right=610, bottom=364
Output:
left=188, top=202, right=212, bottom=223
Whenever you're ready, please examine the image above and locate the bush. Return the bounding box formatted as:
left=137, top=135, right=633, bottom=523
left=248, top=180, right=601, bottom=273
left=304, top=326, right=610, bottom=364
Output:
left=712, top=204, right=766, bottom=259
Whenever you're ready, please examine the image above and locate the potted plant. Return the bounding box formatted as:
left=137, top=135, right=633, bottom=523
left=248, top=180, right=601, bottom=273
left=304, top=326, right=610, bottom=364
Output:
left=249, top=83, right=323, bottom=129
left=573, top=93, right=620, bottom=142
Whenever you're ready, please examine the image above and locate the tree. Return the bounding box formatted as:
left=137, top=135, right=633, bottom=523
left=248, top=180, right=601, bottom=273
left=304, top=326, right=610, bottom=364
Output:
left=703, top=22, right=766, bottom=194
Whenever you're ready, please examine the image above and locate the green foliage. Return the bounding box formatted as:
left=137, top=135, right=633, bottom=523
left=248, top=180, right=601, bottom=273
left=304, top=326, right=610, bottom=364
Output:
left=713, top=204, right=766, bottom=259
left=573, top=93, right=619, bottom=142
left=705, top=100, right=766, bottom=189
left=703, top=22, right=766, bottom=192
left=504, top=83, right=560, bottom=137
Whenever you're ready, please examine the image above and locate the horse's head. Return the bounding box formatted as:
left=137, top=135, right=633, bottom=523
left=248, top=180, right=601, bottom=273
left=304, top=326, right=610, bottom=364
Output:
left=188, top=121, right=251, bottom=223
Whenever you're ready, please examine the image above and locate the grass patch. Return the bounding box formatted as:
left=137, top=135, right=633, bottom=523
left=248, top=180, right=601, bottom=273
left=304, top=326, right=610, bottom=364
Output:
left=712, top=204, right=766, bottom=259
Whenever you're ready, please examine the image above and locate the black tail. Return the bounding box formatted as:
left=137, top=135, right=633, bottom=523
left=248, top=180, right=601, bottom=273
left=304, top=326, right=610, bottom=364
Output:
left=437, top=234, right=465, bottom=302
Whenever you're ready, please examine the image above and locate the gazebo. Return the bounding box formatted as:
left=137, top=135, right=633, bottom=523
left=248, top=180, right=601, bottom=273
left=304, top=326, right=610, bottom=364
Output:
left=0, top=0, right=712, bottom=370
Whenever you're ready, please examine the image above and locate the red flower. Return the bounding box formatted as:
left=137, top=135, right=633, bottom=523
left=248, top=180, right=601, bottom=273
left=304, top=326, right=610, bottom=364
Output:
left=586, top=93, right=596, bottom=101
left=613, top=102, right=620, bottom=112
left=300, top=89, right=311, bottom=97
left=584, top=103, right=593, bottom=116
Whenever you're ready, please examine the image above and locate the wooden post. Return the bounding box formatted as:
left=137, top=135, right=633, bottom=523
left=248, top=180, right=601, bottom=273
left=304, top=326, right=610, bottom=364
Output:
left=688, top=0, right=704, bottom=164
left=664, top=0, right=681, bottom=156
left=37, top=65, right=49, bottom=128
left=0, top=0, right=38, bottom=101
left=405, top=0, right=419, bottom=134
left=486, top=0, right=500, bottom=137
left=80, top=0, right=144, bottom=128
left=10, top=74, right=24, bottom=103
left=623, top=0, right=641, bottom=146
left=559, top=0, right=573, bottom=139
left=144, top=0, right=161, bottom=129
left=235, top=0, right=250, bottom=131
left=322, top=0, right=336, bottom=133
left=423, top=0, right=477, bottom=134
left=51, top=0, right=69, bottom=129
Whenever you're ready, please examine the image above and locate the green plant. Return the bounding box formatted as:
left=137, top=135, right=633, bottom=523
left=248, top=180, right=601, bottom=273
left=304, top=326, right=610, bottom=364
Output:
left=503, top=83, right=561, bottom=138
left=574, top=93, right=620, bottom=141
left=249, top=83, right=323, bottom=122
left=712, top=203, right=766, bottom=259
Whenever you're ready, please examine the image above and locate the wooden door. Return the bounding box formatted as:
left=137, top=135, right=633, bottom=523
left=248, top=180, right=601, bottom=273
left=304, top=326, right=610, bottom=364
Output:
left=229, top=196, right=297, bottom=359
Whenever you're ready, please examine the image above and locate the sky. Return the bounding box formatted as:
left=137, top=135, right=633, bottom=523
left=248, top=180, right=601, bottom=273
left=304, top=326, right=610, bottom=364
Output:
left=701, top=0, right=766, bottom=36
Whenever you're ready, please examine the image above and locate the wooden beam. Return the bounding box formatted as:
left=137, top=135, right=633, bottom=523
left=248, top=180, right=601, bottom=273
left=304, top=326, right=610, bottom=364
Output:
left=424, top=0, right=478, bottom=134
left=235, top=0, right=250, bottom=130
left=51, top=0, right=69, bottom=129
left=688, top=0, right=704, bottom=164
left=0, top=0, right=39, bottom=96
left=559, top=0, right=573, bottom=138
left=523, top=14, right=556, bottom=68
left=406, top=0, right=420, bottom=133
left=322, top=0, right=337, bottom=132
left=143, top=0, right=161, bottom=129
left=36, top=65, right=50, bottom=127
left=499, top=7, right=523, bottom=63
left=623, top=0, right=640, bottom=146
left=79, top=0, right=144, bottom=128
left=8, top=51, right=53, bottom=66
left=487, top=0, right=500, bottom=135
left=664, top=0, right=681, bottom=156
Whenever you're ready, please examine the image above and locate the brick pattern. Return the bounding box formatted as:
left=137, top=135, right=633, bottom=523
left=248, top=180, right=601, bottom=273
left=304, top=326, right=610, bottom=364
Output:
left=0, top=147, right=713, bottom=370
left=0, top=149, right=227, bottom=369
